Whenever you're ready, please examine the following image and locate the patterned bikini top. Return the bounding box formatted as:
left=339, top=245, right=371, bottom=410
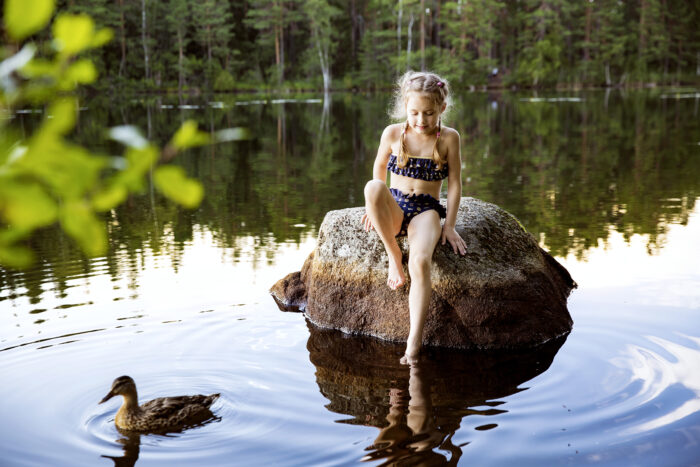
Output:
left=387, top=154, right=448, bottom=181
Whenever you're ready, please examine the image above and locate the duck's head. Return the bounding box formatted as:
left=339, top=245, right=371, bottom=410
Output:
left=100, top=375, right=137, bottom=404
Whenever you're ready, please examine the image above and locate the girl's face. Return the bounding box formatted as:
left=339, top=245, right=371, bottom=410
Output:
left=405, top=92, right=445, bottom=135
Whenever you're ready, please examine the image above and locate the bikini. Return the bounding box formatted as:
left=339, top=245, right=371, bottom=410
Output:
left=387, top=153, right=448, bottom=236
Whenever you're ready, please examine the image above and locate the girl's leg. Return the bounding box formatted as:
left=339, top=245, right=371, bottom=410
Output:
left=364, top=180, right=406, bottom=289
left=403, top=210, right=441, bottom=363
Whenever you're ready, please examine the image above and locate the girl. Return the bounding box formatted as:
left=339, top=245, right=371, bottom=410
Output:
left=362, top=71, right=466, bottom=364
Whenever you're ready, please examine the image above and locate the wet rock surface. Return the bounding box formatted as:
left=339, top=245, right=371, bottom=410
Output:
left=271, top=197, right=576, bottom=349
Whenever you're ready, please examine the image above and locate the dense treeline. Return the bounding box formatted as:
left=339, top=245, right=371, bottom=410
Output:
left=8, top=0, right=700, bottom=91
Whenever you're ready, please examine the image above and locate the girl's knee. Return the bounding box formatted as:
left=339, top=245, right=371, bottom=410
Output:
left=364, top=179, right=386, bottom=201
left=408, top=253, right=432, bottom=273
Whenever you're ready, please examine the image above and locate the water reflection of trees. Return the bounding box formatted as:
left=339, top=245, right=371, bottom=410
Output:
left=2, top=91, right=698, bottom=302
left=459, top=91, right=699, bottom=259
left=306, top=324, right=566, bottom=464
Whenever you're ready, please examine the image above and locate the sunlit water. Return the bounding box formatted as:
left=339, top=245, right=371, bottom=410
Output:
left=1, top=91, right=699, bottom=466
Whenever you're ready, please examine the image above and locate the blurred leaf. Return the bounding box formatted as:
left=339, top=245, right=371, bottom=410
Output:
left=171, top=120, right=210, bottom=150
left=20, top=57, right=57, bottom=79
left=92, top=184, right=127, bottom=212
left=109, top=125, right=148, bottom=149
left=4, top=0, right=55, bottom=41
left=0, top=180, right=58, bottom=229
left=0, top=44, right=36, bottom=93
left=113, top=145, right=158, bottom=191
left=52, top=13, right=94, bottom=56
left=153, top=166, right=203, bottom=209
left=0, top=243, right=34, bottom=269
left=20, top=136, right=106, bottom=199
left=59, top=200, right=106, bottom=256
left=91, top=28, right=113, bottom=48
left=63, top=59, right=97, bottom=85
left=44, top=97, right=76, bottom=134
left=215, top=127, right=252, bottom=142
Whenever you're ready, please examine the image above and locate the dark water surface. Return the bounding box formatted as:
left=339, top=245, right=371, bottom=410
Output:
left=1, top=90, right=699, bottom=466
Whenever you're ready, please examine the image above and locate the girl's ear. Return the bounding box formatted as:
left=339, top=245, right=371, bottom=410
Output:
left=440, top=103, right=447, bottom=113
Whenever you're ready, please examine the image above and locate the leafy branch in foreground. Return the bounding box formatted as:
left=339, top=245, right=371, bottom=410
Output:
left=0, top=0, right=248, bottom=268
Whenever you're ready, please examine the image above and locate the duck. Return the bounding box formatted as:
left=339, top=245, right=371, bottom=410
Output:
left=99, top=375, right=220, bottom=432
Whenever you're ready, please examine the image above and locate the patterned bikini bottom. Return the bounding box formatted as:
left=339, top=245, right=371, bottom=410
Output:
left=390, top=188, right=446, bottom=237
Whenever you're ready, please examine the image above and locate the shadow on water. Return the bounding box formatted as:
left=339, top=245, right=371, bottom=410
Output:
left=306, top=323, right=567, bottom=465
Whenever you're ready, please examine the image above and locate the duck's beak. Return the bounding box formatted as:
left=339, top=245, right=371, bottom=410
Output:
left=99, top=390, right=115, bottom=404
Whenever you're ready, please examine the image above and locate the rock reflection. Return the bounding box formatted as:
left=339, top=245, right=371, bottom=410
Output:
left=306, top=324, right=567, bottom=464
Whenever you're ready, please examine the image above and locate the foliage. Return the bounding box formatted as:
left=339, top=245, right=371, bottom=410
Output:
left=0, top=0, right=216, bottom=268
left=34, top=0, right=699, bottom=91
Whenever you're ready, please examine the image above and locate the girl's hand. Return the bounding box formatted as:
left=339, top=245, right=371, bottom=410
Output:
left=361, top=213, right=374, bottom=232
left=441, top=225, right=466, bottom=255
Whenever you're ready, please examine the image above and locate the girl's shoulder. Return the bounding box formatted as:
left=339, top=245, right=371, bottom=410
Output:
left=440, top=125, right=460, bottom=140
left=381, top=123, right=404, bottom=138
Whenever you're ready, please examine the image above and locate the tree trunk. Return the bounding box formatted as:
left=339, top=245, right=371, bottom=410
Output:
left=435, top=0, right=440, bottom=49
left=178, top=29, right=184, bottom=93
left=407, top=13, right=414, bottom=70
left=639, top=0, right=647, bottom=63
left=141, top=0, right=150, bottom=81
left=351, top=0, right=357, bottom=62
left=420, top=0, right=425, bottom=71
left=280, top=2, right=286, bottom=86
left=584, top=3, right=591, bottom=62
left=117, top=0, right=126, bottom=78
left=397, top=0, right=402, bottom=75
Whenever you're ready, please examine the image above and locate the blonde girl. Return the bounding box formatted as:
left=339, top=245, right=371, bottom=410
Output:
left=361, top=71, right=466, bottom=364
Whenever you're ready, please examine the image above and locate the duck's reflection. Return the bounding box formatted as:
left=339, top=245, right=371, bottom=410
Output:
left=101, top=430, right=140, bottom=467
left=306, top=323, right=567, bottom=464
left=101, top=416, right=220, bottom=467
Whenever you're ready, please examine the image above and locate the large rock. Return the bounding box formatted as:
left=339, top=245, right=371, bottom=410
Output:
left=271, top=197, right=576, bottom=349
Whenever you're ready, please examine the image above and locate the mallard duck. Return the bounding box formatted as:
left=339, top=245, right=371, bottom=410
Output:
left=99, top=375, right=220, bottom=432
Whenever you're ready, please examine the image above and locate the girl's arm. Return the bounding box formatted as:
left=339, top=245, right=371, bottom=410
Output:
left=372, top=125, right=396, bottom=181
left=441, top=129, right=467, bottom=255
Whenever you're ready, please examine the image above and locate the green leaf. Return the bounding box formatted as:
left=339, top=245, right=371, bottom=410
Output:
left=92, top=184, right=127, bottom=212
left=43, top=97, right=76, bottom=134
left=52, top=13, right=94, bottom=56
left=170, top=120, right=210, bottom=150
left=113, top=145, right=158, bottom=192
left=64, top=59, right=97, bottom=85
left=0, top=180, right=58, bottom=229
left=59, top=200, right=106, bottom=257
left=0, top=243, right=34, bottom=269
left=91, top=28, right=113, bottom=48
left=153, top=166, right=203, bottom=209
left=4, top=0, right=55, bottom=41
left=20, top=57, right=57, bottom=79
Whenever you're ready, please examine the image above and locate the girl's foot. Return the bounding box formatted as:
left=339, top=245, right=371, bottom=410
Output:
left=387, top=251, right=406, bottom=290
left=400, top=352, right=420, bottom=365
left=401, top=336, right=421, bottom=364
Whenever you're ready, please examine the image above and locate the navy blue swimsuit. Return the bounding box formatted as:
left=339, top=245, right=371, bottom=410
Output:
left=388, top=154, right=447, bottom=236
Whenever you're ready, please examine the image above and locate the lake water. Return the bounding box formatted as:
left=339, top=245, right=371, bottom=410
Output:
left=1, top=90, right=699, bottom=466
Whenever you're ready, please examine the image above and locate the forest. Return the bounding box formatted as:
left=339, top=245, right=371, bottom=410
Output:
left=14, top=0, right=700, bottom=92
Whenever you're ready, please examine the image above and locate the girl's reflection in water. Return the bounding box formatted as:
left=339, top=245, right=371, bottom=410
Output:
left=363, top=362, right=461, bottom=465
left=306, top=323, right=566, bottom=465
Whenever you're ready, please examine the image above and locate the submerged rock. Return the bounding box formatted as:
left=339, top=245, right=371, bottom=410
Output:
left=270, top=197, right=576, bottom=349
